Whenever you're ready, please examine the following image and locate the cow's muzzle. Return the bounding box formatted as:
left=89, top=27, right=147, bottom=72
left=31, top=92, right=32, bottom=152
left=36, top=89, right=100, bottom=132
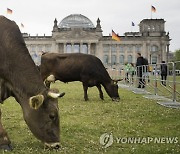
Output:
left=44, top=142, right=60, bottom=149
left=112, top=98, right=120, bottom=102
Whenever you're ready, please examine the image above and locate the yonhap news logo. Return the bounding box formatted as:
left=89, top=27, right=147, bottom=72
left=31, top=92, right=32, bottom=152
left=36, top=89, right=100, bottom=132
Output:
left=99, top=133, right=114, bottom=148
left=100, top=133, right=178, bottom=148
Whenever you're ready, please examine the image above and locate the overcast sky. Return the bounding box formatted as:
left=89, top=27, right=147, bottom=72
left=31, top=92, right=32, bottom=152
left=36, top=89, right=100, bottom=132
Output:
left=0, top=0, right=180, bottom=52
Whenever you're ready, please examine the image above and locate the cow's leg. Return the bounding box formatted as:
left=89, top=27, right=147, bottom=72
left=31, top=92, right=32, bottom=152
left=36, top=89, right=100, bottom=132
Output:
left=96, top=84, right=104, bottom=100
left=0, top=109, right=12, bottom=150
left=82, top=83, right=89, bottom=101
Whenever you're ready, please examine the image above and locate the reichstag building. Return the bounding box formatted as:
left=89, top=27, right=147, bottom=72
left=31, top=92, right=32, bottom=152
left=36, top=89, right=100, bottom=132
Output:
left=23, top=14, right=170, bottom=67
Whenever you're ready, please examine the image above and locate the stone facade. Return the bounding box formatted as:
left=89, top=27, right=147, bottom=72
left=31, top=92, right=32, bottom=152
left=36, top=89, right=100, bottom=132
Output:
left=23, top=14, right=170, bottom=67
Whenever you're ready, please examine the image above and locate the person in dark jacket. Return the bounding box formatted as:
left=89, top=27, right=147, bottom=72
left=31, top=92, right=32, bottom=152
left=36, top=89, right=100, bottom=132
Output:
left=160, top=61, right=168, bottom=86
left=136, top=53, right=145, bottom=88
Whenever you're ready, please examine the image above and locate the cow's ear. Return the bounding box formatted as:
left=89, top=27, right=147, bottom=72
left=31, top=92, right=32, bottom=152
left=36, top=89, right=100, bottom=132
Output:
left=29, top=94, right=44, bottom=110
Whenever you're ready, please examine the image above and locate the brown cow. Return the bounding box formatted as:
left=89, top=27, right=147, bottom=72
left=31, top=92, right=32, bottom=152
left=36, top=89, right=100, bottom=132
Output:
left=0, top=16, right=65, bottom=150
left=40, top=53, right=121, bottom=101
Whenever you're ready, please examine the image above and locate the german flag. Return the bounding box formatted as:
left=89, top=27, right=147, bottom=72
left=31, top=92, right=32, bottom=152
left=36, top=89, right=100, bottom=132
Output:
left=112, top=30, right=120, bottom=41
left=151, top=5, right=156, bottom=12
left=7, top=8, right=13, bottom=14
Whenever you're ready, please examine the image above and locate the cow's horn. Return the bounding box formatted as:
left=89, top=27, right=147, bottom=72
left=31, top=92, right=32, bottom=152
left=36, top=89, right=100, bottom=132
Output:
left=113, top=79, right=123, bottom=84
left=48, top=92, right=65, bottom=98
left=46, top=74, right=55, bottom=82
left=44, top=75, right=56, bottom=87
left=29, top=94, right=44, bottom=110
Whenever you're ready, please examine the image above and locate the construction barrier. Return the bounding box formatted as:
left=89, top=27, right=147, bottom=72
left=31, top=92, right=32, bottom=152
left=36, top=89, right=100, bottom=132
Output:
left=109, top=61, right=180, bottom=103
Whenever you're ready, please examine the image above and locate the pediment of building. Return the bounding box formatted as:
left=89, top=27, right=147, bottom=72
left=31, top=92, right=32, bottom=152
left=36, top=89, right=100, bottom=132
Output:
left=54, top=29, right=100, bottom=41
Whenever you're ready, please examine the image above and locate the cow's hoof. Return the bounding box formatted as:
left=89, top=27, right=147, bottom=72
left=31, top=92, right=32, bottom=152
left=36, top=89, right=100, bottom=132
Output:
left=0, top=144, right=13, bottom=151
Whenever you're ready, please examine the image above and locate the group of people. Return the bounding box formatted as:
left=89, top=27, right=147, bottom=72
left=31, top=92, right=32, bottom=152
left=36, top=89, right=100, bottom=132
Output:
left=124, top=53, right=168, bottom=88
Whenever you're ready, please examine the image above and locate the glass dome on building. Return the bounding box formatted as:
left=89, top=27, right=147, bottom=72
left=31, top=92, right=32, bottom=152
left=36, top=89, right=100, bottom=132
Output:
left=58, top=14, right=95, bottom=29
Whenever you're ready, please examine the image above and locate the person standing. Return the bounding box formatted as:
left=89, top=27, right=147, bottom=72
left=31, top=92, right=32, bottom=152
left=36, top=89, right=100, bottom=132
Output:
left=136, top=53, right=145, bottom=88
left=129, top=63, right=135, bottom=84
left=124, top=62, right=131, bottom=83
left=160, top=61, right=168, bottom=86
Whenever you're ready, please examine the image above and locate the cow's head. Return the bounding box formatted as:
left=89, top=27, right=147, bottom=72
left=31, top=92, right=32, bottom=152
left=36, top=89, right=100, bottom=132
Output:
left=22, top=89, right=65, bottom=149
left=105, top=79, right=122, bottom=102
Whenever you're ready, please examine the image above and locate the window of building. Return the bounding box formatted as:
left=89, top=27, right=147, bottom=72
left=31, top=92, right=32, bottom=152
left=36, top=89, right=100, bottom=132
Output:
left=31, top=45, right=36, bottom=52
left=119, top=45, right=124, bottom=53
left=127, top=45, right=133, bottom=53
left=111, top=45, right=117, bottom=53
left=135, top=45, right=142, bottom=52
left=119, top=55, right=124, bottom=64
left=103, top=44, right=110, bottom=53
left=66, top=44, right=72, bottom=53
left=152, top=56, right=157, bottom=64
left=82, top=43, right=88, bottom=54
left=37, top=45, right=43, bottom=52
left=151, top=25, right=155, bottom=31
left=74, top=43, right=80, bottom=53
left=156, top=25, right=160, bottom=31
left=45, top=44, right=51, bottom=52
left=111, top=55, right=116, bottom=65
left=127, top=55, right=133, bottom=63
left=30, top=51, right=40, bottom=65
left=150, top=45, right=158, bottom=52
left=103, top=55, right=109, bottom=64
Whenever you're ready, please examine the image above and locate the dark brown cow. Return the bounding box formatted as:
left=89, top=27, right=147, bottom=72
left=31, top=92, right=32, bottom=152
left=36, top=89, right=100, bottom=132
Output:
left=0, top=16, right=65, bottom=150
left=40, top=53, right=121, bottom=101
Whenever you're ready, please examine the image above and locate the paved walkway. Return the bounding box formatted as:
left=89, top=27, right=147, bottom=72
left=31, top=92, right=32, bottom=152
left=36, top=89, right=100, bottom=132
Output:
left=118, top=83, right=180, bottom=109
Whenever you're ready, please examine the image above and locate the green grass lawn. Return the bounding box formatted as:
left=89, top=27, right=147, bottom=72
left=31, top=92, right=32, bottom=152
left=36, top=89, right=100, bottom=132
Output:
left=1, top=81, right=180, bottom=154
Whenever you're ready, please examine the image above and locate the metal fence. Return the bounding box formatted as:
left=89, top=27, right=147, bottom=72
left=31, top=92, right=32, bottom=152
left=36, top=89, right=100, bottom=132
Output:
left=108, top=61, right=180, bottom=103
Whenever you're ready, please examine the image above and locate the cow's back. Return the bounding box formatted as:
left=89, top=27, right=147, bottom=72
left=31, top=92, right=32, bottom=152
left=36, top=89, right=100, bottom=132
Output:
left=0, top=16, right=25, bottom=50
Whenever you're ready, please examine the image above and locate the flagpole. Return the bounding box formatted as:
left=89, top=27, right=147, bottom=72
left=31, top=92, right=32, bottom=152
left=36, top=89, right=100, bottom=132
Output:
left=6, top=11, right=8, bottom=18
left=151, top=11, right=152, bottom=19
left=111, top=30, right=120, bottom=69
left=111, top=35, right=112, bottom=69
left=6, top=9, right=8, bottom=18
left=111, top=29, right=113, bottom=69
left=151, top=5, right=152, bottom=19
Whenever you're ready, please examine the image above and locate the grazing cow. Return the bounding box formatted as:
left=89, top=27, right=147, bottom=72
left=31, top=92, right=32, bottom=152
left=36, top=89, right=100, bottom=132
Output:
left=0, top=16, right=65, bottom=150
left=40, top=53, right=121, bottom=101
